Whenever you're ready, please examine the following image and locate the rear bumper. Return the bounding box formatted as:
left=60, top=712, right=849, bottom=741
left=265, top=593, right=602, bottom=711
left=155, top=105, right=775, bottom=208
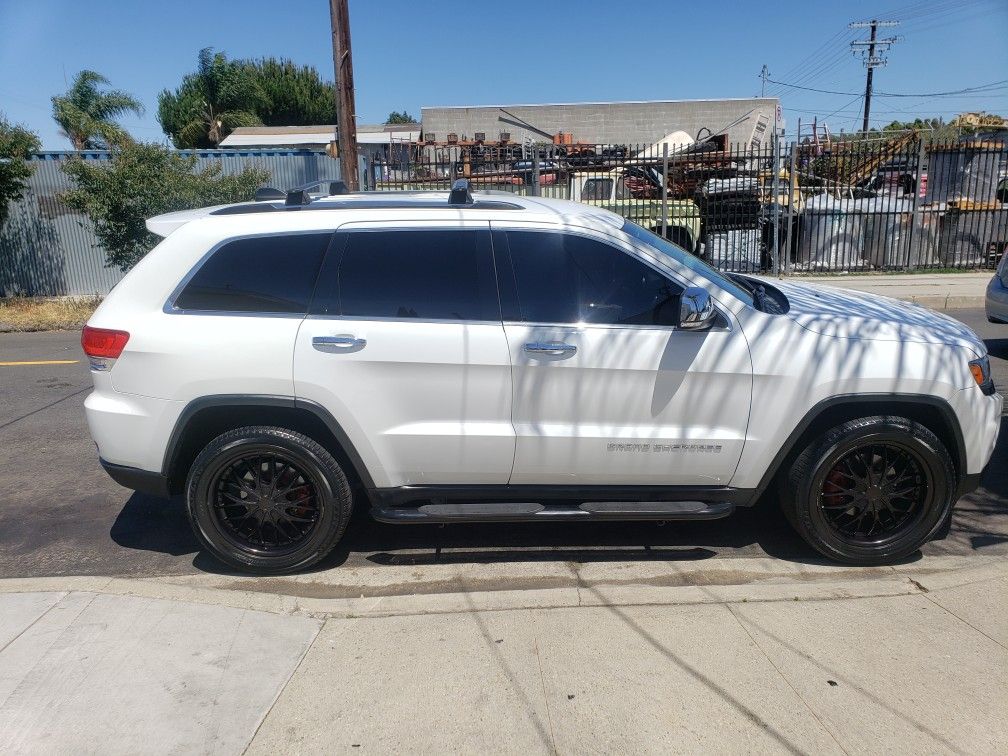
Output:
left=100, top=458, right=170, bottom=498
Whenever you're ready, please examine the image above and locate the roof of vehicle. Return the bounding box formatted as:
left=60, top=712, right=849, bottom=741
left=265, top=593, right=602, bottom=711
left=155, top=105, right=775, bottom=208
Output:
left=145, top=190, right=626, bottom=237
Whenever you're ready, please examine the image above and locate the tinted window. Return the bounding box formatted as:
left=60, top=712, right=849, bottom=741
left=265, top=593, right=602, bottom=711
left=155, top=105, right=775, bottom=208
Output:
left=174, top=233, right=330, bottom=313
left=326, top=230, right=498, bottom=321
left=621, top=220, right=753, bottom=306
left=507, top=231, right=681, bottom=325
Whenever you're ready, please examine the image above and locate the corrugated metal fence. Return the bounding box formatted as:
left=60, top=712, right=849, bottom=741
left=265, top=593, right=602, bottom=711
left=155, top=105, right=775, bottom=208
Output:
left=0, top=149, right=341, bottom=297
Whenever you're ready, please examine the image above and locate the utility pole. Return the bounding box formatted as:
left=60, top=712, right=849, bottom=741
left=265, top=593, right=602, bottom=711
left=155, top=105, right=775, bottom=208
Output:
left=759, top=65, right=770, bottom=97
left=330, top=0, right=359, bottom=190
left=850, top=19, right=899, bottom=134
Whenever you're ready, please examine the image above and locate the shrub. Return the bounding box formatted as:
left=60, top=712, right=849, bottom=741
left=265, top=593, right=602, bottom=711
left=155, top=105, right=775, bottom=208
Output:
left=62, top=142, right=269, bottom=271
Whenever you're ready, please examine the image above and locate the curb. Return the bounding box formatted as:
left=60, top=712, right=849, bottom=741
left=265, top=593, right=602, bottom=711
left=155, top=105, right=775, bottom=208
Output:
left=908, top=295, right=985, bottom=310
left=1, top=556, right=1003, bottom=620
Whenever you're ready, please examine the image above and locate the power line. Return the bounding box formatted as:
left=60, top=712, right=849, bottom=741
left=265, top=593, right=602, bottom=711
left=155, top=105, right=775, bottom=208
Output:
left=764, top=78, right=1008, bottom=98
left=767, top=30, right=859, bottom=97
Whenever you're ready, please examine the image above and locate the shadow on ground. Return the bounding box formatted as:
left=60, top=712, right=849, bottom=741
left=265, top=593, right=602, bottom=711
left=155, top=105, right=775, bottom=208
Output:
left=107, top=415, right=1006, bottom=578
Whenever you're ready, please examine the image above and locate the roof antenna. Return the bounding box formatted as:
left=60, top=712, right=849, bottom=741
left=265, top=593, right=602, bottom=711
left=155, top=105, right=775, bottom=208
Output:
left=449, top=178, right=473, bottom=205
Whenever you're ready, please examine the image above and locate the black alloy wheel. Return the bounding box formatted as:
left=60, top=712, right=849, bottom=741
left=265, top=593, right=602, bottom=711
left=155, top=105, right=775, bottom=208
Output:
left=210, top=452, right=321, bottom=554
left=783, top=416, right=955, bottom=565
left=818, top=442, right=932, bottom=545
left=186, top=426, right=353, bottom=574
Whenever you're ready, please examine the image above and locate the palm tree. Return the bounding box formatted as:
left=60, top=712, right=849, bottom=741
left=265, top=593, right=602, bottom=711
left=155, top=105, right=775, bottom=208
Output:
left=158, top=48, right=266, bottom=148
left=51, top=70, right=143, bottom=150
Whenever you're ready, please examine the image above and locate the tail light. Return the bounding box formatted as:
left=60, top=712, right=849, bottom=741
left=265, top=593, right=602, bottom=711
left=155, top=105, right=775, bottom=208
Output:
left=82, top=326, right=129, bottom=370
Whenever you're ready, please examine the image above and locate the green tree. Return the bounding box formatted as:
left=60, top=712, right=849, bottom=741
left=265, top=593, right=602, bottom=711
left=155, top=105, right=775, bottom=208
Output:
left=157, top=48, right=267, bottom=148
left=245, top=58, right=336, bottom=125
left=385, top=110, right=417, bottom=124
left=0, top=115, right=41, bottom=228
left=61, top=142, right=269, bottom=270
left=51, top=70, right=143, bottom=150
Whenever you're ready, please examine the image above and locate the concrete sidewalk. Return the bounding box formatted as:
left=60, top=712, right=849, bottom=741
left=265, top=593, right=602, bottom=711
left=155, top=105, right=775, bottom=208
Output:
left=793, top=271, right=992, bottom=310
left=1, top=558, right=1005, bottom=754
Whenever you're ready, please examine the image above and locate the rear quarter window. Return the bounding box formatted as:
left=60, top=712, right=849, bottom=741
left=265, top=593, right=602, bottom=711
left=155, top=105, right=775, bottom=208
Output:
left=173, top=233, right=331, bottom=314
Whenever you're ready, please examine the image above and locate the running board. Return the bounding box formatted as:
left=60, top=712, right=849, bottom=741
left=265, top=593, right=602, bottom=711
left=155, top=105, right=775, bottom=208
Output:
left=370, top=500, right=735, bottom=524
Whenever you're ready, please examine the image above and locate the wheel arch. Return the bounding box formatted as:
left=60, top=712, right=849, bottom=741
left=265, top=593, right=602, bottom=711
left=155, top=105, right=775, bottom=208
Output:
left=163, top=395, right=375, bottom=496
left=753, top=394, right=966, bottom=500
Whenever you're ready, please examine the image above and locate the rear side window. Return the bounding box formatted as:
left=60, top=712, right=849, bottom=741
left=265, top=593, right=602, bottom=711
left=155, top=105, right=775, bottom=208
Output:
left=507, top=231, right=681, bottom=326
left=173, top=233, right=331, bottom=313
left=313, top=229, right=499, bottom=321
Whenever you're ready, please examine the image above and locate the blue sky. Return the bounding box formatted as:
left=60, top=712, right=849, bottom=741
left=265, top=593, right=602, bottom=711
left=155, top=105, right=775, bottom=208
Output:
left=1, top=0, right=1006, bottom=149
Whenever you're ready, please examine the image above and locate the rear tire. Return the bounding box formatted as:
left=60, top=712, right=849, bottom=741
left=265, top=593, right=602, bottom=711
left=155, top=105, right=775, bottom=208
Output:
left=185, top=426, right=352, bottom=574
left=782, top=416, right=955, bottom=565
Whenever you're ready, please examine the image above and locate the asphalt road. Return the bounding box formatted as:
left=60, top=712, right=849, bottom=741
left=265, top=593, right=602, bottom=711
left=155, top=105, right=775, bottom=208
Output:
left=0, top=309, right=1005, bottom=580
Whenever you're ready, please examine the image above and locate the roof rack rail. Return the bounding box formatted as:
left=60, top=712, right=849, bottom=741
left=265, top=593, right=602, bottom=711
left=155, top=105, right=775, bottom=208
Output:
left=254, top=186, right=285, bottom=202
left=285, top=179, right=350, bottom=208
left=285, top=189, right=313, bottom=207
left=448, top=178, right=473, bottom=205
left=294, top=179, right=349, bottom=196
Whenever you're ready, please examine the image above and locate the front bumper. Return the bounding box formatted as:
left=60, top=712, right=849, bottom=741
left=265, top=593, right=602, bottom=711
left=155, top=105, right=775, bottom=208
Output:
left=948, top=385, right=1002, bottom=476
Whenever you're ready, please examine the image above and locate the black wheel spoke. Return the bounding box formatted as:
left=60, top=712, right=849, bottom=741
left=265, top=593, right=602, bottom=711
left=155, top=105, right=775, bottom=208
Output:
left=818, top=441, right=931, bottom=545
left=211, top=451, right=322, bottom=553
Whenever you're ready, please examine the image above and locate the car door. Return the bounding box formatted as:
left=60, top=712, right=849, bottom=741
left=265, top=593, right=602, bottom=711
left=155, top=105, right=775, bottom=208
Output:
left=494, top=223, right=753, bottom=486
left=294, top=221, right=515, bottom=489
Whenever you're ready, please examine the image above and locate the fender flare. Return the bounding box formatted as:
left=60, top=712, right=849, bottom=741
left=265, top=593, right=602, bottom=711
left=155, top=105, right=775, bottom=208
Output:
left=162, top=394, right=376, bottom=491
left=750, top=393, right=966, bottom=498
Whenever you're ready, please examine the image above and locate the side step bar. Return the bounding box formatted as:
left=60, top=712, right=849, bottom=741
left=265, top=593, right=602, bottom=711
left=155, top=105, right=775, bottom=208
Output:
left=371, top=500, right=735, bottom=524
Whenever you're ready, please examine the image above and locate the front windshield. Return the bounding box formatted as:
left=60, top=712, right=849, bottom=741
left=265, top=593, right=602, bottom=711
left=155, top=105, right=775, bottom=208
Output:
left=621, top=219, right=754, bottom=306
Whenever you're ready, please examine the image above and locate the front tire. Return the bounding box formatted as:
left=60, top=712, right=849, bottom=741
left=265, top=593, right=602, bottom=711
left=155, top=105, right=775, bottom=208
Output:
left=185, top=426, right=352, bottom=574
left=782, top=416, right=955, bottom=565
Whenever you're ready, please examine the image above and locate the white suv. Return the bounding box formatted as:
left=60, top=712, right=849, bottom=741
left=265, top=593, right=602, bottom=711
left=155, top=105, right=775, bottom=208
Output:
left=83, top=181, right=1001, bottom=573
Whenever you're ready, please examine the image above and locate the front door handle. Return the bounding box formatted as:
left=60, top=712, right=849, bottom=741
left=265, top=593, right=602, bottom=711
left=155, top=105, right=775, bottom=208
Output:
left=312, top=335, right=366, bottom=349
left=524, top=341, right=577, bottom=355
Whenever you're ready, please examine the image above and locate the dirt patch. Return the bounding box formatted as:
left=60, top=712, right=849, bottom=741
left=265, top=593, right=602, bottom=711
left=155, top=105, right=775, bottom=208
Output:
left=0, top=296, right=101, bottom=332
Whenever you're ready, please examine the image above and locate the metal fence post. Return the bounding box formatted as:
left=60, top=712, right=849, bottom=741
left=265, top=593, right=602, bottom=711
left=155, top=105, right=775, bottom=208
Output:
left=531, top=150, right=541, bottom=197
left=783, top=141, right=798, bottom=275
left=906, top=137, right=926, bottom=271
left=661, top=143, right=669, bottom=240
left=771, top=135, right=781, bottom=276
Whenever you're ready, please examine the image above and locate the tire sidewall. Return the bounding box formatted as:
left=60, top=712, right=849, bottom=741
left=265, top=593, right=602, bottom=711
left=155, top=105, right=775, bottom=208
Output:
left=794, top=421, right=954, bottom=564
left=187, top=432, right=343, bottom=573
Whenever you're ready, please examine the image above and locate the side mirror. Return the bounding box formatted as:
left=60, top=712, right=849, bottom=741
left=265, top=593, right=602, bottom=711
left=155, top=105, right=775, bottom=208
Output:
left=679, top=286, right=717, bottom=331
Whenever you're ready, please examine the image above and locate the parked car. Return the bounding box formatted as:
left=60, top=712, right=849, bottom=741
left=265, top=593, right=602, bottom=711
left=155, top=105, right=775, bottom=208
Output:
left=82, top=181, right=1001, bottom=574
left=987, top=250, right=1008, bottom=323
left=512, top=159, right=562, bottom=185
left=569, top=167, right=701, bottom=252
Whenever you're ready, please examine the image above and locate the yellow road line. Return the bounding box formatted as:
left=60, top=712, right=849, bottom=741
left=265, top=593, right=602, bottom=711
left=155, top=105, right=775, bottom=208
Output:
left=0, top=359, right=80, bottom=366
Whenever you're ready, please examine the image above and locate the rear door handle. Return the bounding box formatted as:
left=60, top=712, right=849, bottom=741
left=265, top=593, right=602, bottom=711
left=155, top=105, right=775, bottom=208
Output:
left=524, top=341, right=577, bottom=355
left=312, top=335, right=366, bottom=349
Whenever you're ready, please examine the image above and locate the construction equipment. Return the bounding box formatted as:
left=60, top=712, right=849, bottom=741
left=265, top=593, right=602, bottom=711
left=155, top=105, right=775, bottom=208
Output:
left=952, top=112, right=1008, bottom=132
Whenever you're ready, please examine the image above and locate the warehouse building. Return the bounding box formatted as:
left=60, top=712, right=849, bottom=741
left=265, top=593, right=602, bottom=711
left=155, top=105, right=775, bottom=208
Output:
left=421, top=97, right=780, bottom=148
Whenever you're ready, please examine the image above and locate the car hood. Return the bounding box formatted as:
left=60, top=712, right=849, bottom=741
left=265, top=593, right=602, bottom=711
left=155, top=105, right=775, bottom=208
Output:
left=769, top=279, right=985, bottom=356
